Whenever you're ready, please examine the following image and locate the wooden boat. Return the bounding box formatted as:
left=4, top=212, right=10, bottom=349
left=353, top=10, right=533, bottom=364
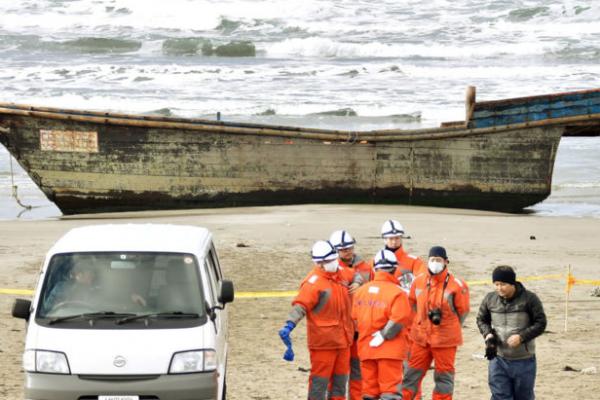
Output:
left=1, top=87, right=599, bottom=215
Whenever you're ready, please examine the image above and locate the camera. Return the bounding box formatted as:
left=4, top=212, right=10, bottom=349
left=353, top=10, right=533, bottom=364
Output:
left=428, top=308, right=442, bottom=325
left=485, top=332, right=498, bottom=360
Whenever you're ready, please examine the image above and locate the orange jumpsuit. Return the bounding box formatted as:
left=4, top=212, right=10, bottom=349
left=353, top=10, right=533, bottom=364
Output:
left=401, top=269, right=470, bottom=400
left=391, top=247, right=425, bottom=400
left=392, top=246, right=426, bottom=282
left=338, top=256, right=374, bottom=400
left=289, top=266, right=354, bottom=400
left=352, top=271, right=412, bottom=399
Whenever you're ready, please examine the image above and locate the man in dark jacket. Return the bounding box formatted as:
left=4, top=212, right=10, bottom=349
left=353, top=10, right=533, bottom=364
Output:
left=476, top=266, right=546, bottom=400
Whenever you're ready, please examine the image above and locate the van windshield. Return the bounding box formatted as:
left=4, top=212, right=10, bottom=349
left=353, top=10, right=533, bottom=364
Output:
left=37, top=252, right=206, bottom=324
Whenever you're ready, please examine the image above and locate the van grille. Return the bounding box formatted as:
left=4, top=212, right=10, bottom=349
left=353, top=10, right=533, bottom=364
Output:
left=78, top=397, right=159, bottom=400
left=78, top=374, right=160, bottom=381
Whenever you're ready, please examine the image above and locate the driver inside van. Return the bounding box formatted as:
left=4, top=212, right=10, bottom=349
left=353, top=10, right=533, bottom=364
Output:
left=43, top=258, right=101, bottom=313
left=43, top=256, right=147, bottom=314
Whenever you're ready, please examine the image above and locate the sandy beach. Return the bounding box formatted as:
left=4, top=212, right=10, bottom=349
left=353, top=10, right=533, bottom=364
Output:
left=1, top=204, right=600, bottom=399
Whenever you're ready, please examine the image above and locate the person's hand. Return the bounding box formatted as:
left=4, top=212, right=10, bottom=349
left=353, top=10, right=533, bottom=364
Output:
left=283, top=345, right=294, bottom=362
left=369, top=330, right=385, bottom=347
left=348, top=282, right=360, bottom=294
left=279, top=321, right=296, bottom=342
left=507, top=334, right=522, bottom=348
left=484, top=334, right=497, bottom=360
left=131, top=293, right=147, bottom=307
left=279, top=321, right=296, bottom=362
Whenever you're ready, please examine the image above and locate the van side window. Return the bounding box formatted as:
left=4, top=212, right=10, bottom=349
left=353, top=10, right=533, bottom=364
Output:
left=204, top=257, right=219, bottom=305
left=208, top=245, right=223, bottom=282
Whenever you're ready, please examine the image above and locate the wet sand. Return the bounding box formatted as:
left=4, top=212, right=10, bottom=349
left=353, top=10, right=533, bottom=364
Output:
left=1, top=204, right=600, bottom=399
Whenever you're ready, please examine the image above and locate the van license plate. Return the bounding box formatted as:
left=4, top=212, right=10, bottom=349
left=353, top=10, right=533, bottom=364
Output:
left=98, top=397, right=139, bottom=400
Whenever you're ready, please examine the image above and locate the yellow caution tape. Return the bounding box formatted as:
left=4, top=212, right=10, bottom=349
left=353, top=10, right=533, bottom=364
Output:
left=460, top=274, right=564, bottom=287
left=519, top=274, right=565, bottom=282
left=467, top=280, right=491, bottom=286
left=0, top=287, right=298, bottom=299
left=236, top=290, right=298, bottom=299
left=0, top=288, right=35, bottom=295
left=0, top=273, right=597, bottom=299
left=572, top=278, right=600, bottom=286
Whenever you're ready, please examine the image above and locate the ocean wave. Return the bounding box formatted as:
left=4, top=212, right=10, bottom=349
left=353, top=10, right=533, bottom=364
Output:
left=255, top=108, right=276, bottom=116
left=60, top=37, right=142, bottom=54
left=144, top=108, right=174, bottom=117
left=310, top=108, right=357, bottom=117
left=209, top=41, right=256, bottom=57
left=216, top=18, right=243, bottom=34
left=558, top=137, right=600, bottom=151
left=507, top=6, right=550, bottom=22
left=265, top=37, right=557, bottom=59
left=162, top=38, right=212, bottom=56
left=0, top=35, right=143, bottom=54
left=528, top=202, right=600, bottom=218
left=545, top=45, right=600, bottom=61
left=161, top=37, right=256, bottom=57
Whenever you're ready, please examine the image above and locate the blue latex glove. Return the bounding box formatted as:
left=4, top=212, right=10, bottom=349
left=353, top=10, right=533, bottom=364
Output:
left=283, top=345, right=295, bottom=362
left=279, top=321, right=296, bottom=362
left=279, top=321, right=296, bottom=342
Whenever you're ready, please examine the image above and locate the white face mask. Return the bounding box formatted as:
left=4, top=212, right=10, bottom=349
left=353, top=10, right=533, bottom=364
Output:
left=323, top=260, right=339, bottom=273
left=428, top=260, right=445, bottom=275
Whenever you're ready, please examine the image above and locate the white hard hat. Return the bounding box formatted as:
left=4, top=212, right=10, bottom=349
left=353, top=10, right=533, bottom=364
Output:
left=311, top=240, right=338, bottom=263
left=381, top=219, right=404, bottom=238
left=329, top=230, right=356, bottom=250
left=373, top=249, right=398, bottom=270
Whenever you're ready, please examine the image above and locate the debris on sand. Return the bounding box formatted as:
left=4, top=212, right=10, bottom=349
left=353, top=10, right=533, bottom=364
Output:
left=563, top=365, right=597, bottom=375
left=591, top=287, right=600, bottom=297
left=581, top=366, right=597, bottom=375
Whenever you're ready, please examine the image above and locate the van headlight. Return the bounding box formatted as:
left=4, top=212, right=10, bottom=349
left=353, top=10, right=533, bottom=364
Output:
left=24, top=350, right=70, bottom=374
left=169, top=350, right=217, bottom=373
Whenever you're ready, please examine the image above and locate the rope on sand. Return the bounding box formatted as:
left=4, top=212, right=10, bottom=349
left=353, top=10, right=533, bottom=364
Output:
left=8, top=154, right=32, bottom=210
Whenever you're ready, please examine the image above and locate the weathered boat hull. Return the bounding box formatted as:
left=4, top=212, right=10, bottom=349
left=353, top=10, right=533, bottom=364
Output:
left=0, top=105, right=563, bottom=214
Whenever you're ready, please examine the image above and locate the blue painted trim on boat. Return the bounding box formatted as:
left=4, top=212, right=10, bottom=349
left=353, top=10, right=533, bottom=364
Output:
left=472, top=91, right=600, bottom=128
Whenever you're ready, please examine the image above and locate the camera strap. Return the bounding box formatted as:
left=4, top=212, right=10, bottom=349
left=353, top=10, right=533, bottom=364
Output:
left=426, top=272, right=451, bottom=311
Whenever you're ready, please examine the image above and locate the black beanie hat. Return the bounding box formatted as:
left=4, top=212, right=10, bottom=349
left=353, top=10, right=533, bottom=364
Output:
left=492, top=266, right=516, bottom=285
left=428, top=246, right=448, bottom=260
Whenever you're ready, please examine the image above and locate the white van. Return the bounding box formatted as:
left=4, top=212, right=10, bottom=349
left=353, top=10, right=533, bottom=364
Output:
left=12, top=224, right=234, bottom=400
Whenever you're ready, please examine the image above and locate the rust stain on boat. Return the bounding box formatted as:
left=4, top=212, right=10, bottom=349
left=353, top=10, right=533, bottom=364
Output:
left=40, top=129, right=98, bottom=153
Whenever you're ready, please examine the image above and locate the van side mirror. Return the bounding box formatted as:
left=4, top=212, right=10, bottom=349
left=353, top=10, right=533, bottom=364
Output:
left=218, top=280, right=234, bottom=305
left=12, top=298, right=32, bottom=320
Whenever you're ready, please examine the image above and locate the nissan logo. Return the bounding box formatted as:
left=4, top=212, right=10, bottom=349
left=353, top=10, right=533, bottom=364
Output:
left=113, top=355, right=127, bottom=368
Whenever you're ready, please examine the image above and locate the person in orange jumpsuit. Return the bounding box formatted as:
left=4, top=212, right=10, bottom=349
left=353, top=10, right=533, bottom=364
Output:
left=401, top=246, right=470, bottom=400
left=279, top=240, right=354, bottom=400
left=330, top=229, right=374, bottom=287
left=380, top=219, right=426, bottom=284
left=380, top=219, right=425, bottom=399
left=352, top=249, right=412, bottom=400
left=329, top=229, right=374, bottom=400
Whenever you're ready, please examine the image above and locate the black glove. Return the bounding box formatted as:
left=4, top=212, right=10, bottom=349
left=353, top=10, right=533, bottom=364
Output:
left=484, top=335, right=497, bottom=360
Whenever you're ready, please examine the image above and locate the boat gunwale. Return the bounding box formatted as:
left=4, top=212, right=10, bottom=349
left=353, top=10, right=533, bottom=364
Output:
left=0, top=101, right=348, bottom=135
left=1, top=102, right=599, bottom=142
